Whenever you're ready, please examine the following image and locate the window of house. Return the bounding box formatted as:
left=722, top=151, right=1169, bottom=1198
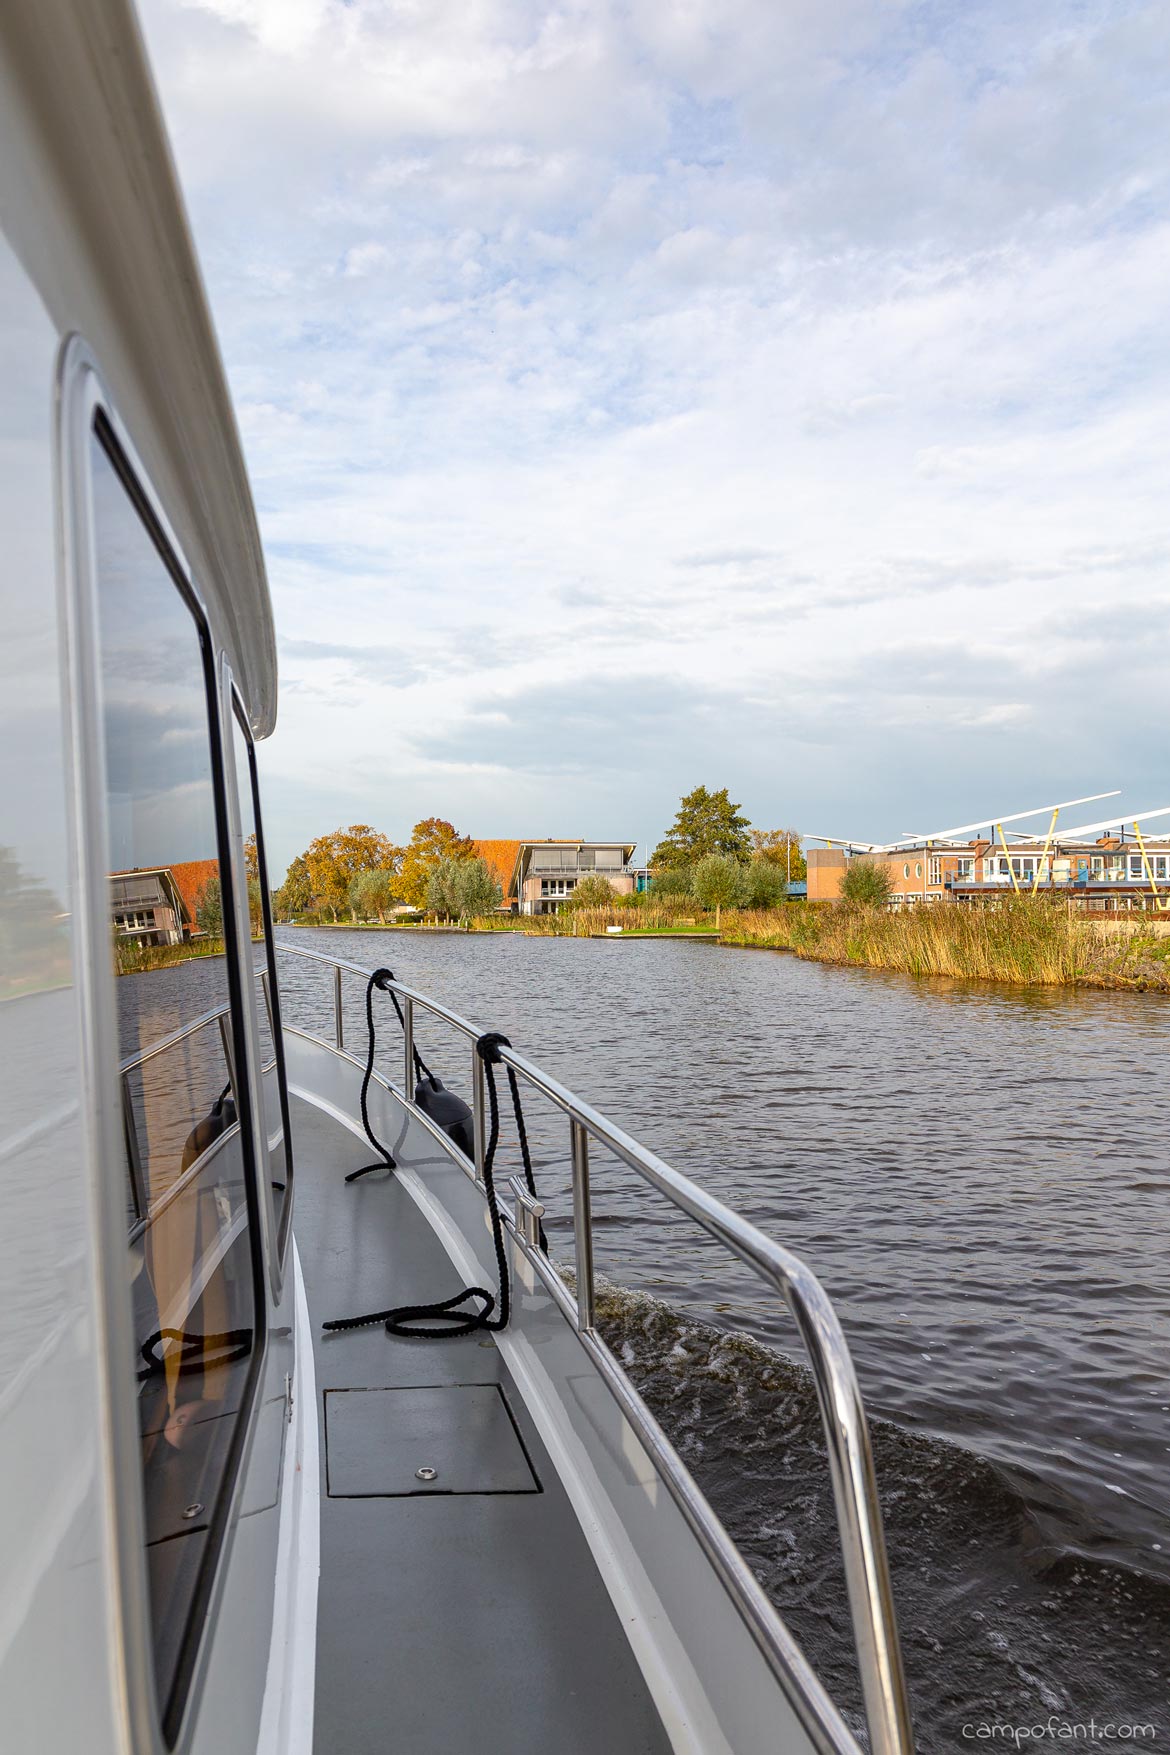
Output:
left=928, top=857, right=941, bottom=885
left=915, top=862, right=922, bottom=879
left=903, top=863, right=910, bottom=879
left=91, top=425, right=261, bottom=1737
left=1130, top=855, right=1144, bottom=879
left=596, top=847, right=622, bottom=868
left=956, top=858, right=974, bottom=879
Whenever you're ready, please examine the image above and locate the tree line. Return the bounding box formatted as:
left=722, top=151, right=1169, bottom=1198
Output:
left=271, top=817, right=500, bottom=923
left=267, top=788, right=807, bottom=925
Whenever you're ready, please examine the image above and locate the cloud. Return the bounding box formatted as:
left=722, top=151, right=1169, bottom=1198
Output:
left=137, top=0, right=1170, bottom=875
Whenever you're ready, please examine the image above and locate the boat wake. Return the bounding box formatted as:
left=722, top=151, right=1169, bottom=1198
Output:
left=588, top=1278, right=1170, bottom=1752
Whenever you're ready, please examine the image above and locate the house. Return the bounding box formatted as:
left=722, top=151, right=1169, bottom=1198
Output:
left=509, top=841, right=638, bottom=915
left=109, top=857, right=221, bottom=945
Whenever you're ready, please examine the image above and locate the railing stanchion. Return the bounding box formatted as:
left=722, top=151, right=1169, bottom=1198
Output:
left=217, top=1011, right=237, bottom=1092
left=333, top=964, right=343, bottom=1050
left=121, top=1074, right=145, bottom=1219
left=571, top=1117, right=595, bottom=1330
left=403, top=995, right=414, bottom=1096
left=472, top=1046, right=486, bottom=1180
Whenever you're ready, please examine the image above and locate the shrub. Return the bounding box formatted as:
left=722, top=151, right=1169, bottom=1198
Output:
left=839, top=860, right=893, bottom=908
left=742, top=857, right=788, bottom=908
left=567, top=873, right=619, bottom=909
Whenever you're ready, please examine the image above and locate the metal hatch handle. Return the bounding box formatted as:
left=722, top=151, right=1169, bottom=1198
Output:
left=276, top=942, right=914, bottom=1754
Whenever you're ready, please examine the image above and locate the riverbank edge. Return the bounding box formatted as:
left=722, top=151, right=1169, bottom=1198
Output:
left=279, top=910, right=1170, bottom=994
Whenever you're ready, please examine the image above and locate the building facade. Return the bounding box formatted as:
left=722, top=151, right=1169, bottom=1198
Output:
left=510, top=841, right=637, bottom=915
left=109, top=858, right=222, bottom=944
left=808, top=838, right=1170, bottom=912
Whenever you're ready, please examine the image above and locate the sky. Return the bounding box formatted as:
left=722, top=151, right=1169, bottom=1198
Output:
left=138, top=0, right=1170, bottom=879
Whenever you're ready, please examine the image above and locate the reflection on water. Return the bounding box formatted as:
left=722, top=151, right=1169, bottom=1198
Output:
left=136, top=928, right=1170, bottom=1743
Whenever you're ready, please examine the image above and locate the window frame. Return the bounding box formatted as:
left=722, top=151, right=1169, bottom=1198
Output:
left=229, top=685, right=295, bottom=1270
left=59, top=344, right=270, bottom=1755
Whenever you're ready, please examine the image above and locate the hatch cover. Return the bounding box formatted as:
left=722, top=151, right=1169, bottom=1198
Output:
left=324, top=1385, right=540, bottom=1497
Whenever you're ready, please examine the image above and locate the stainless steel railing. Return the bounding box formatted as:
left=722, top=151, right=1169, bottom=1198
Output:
left=119, top=968, right=275, bottom=1221
left=275, top=940, right=913, bottom=1755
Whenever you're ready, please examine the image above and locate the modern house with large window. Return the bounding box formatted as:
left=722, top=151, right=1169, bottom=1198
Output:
left=509, top=840, right=638, bottom=914
left=109, top=857, right=221, bottom=944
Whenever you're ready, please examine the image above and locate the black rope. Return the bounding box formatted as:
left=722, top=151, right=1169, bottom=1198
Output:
left=139, top=1327, right=252, bottom=1380
left=346, top=967, right=439, bottom=1182
left=323, top=993, right=543, bottom=1339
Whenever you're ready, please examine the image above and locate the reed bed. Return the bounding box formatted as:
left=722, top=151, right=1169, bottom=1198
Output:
left=114, top=936, right=226, bottom=975
left=720, top=898, right=1170, bottom=990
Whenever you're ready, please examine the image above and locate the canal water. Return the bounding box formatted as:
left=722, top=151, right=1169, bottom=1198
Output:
left=128, top=927, right=1170, bottom=1745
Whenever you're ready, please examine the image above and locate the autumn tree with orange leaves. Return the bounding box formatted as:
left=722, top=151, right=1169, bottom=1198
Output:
left=302, top=824, right=402, bottom=922
left=398, top=818, right=476, bottom=907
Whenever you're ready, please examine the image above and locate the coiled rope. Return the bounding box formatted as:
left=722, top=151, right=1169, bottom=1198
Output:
left=323, top=971, right=544, bottom=1338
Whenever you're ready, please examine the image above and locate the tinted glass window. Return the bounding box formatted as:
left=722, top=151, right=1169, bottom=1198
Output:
left=91, top=429, right=258, bottom=1728
left=231, top=706, right=291, bottom=1241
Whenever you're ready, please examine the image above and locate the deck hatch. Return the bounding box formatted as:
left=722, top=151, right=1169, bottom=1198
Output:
left=325, top=1385, right=540, bottom=1496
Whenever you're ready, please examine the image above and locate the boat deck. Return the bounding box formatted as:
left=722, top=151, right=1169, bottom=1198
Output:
left=290, top=1094, right=671, bottom=1755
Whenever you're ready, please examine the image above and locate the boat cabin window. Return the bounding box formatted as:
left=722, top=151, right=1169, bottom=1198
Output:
left=231, top=698, right=293, bottom=1251
left=91, top=426, right=261, bottom=1736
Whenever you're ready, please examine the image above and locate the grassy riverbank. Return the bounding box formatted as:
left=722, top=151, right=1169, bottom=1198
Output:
left=719, top=898, right=1170, bottom=991
left=281, top=900, right=1170, bottom=990
left=114, top=936, right=227, bottom=975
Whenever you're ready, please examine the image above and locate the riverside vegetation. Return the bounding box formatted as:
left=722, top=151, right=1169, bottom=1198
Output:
left=475, top=895, right=1170, bottom=992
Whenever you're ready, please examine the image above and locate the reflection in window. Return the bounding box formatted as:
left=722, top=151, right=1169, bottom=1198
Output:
left=231, top=705, right=291, bottom=1238
left=91, top=429, right=257, bottom=1729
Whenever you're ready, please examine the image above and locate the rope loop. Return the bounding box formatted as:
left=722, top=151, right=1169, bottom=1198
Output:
left=324, top=979, right=545, bottom=1334
left=476, top=1029, right=512, bottom=1064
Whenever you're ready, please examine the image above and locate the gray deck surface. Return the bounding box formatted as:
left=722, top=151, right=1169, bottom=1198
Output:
left=290, top=1095, right=670, bottom=1755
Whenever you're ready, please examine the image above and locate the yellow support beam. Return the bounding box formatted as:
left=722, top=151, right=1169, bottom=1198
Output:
left=996, top=823, right=1021, bottom=894
left=1032, top=807, right=1059, bottom=895
left=1132, top=819, right=1167, bottom=912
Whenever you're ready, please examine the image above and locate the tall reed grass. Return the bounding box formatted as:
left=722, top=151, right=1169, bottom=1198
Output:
left=721, top=898, right=1170, bottom=989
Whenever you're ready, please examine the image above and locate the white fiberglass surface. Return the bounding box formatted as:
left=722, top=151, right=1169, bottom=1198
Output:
left=0, top=226, right=121, bottom=1753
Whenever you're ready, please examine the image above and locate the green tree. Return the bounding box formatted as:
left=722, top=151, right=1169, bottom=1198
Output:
left=349, top=867, right=399, bottom=923
left=195, top=874, right=223, bottom=937
left=742, top=857, right=788, bottom=908
left=247, top=877, right=264, bottom=937
left=691, top=853, right=746, bottom=927
left=566, top=872, right=618, bottom=909
left=274, top=854, right=312, bottom=919
left=653, top=786, right=751, bottom=869
left=400, top=818, right=476, bottom=907
left=426, top=857, right=462, bottom=920
left=453, top=858, right=502, bottom=922
left=840, top=859, right=893, bottom=908
left=647, top=865, right=694, bottom=899
left=749, top=827, right=806, bottom=885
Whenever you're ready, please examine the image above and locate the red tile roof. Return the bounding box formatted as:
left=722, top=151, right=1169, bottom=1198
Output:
left=472, top=839, right=522, bottom=900
left=167, top=859, right=221, bottom=930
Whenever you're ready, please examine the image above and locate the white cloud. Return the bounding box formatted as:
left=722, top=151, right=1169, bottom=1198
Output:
left=138, top=0, right=1170, bottom=873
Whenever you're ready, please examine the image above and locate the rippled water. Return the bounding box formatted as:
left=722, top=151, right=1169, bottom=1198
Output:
left=133, top=928, right=1170, bottom=1743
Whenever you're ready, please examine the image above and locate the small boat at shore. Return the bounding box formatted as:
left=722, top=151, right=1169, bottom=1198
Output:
left=0, top=5, right=911, bottom=1751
